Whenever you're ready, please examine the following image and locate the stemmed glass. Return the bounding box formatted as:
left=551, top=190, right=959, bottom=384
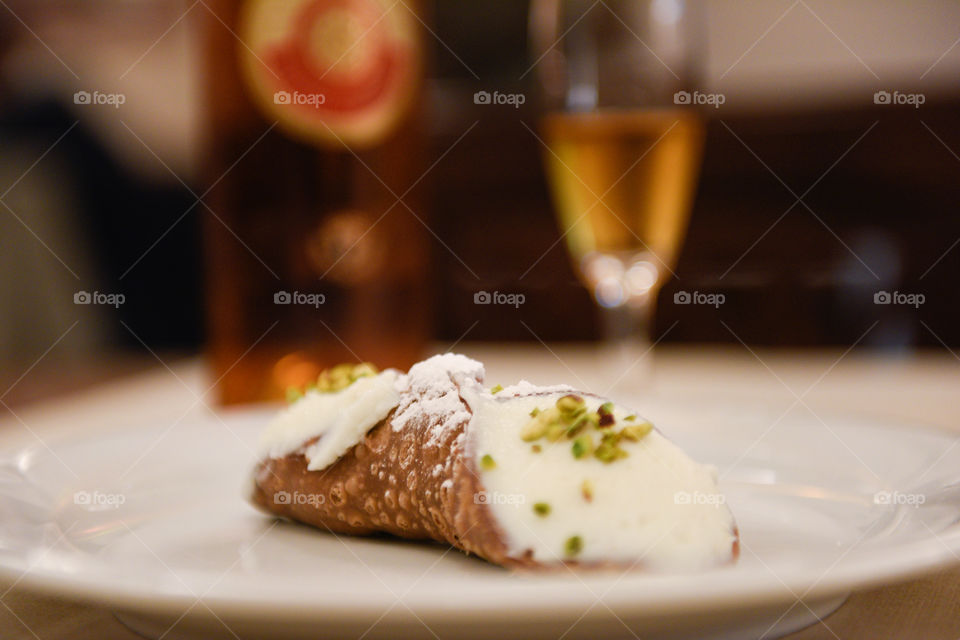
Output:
left=529, top=0, right=705, bottom=388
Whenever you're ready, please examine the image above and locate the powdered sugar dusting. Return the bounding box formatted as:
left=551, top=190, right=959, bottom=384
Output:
left=391, top=353, right=485, bottom=447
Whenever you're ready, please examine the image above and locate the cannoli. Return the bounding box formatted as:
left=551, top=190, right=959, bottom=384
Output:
left=250, top=354, right=738, bottom=569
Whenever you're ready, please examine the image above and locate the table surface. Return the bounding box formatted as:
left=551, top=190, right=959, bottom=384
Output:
left=1, top=344, right=959, bottom=640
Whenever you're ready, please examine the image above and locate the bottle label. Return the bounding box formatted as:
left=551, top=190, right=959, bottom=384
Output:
left=239, top=0, right=420, bottom=148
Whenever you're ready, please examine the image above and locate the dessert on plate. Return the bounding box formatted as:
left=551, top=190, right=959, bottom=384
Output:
left=250, top=354, right=738, bottom=570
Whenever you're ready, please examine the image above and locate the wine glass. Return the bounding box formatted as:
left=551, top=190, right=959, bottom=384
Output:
left=529, top=0, right=705, bottom=388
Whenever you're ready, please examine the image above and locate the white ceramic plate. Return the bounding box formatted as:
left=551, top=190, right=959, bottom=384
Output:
left=1, top=398, right=959, bottom=640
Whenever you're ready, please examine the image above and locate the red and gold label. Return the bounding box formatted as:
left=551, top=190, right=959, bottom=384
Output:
left=239, top=0, right=420, bottom=148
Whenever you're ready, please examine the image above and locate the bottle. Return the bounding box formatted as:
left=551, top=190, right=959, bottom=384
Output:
left=202, top=0, right=429, bottom=404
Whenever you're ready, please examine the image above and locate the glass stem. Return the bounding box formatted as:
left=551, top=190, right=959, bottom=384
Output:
left=596, top=296, right=656, bottom=394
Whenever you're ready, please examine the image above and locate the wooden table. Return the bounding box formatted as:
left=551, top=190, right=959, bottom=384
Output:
left=1, top=345, right=959, bottom=639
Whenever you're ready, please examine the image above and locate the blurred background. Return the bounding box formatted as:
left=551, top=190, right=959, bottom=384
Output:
left=0, top=0, right=958, bottom=403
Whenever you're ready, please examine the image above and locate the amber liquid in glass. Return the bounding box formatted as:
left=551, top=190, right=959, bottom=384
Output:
left=541, top=109, right=704, bottom=283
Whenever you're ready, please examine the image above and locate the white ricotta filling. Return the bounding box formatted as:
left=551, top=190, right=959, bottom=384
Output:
left=464, top=389, right=737, bottom=570
left=258, top=370, right=401, bottom=471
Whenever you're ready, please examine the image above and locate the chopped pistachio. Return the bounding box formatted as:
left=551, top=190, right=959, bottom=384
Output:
left=529, top=407, right=541, bottom=417
left=595, top=443, right=629, bottom=464
left=566, top=415, right=588, bottom=437
left=598, top=427, right=619, bottom=442
left=350, top=362, right=379, bottom=380
left=540, top=407, right=561, bottom=422
left=330, top=363, right=354, bottom=383
left=564, top=535, right=583, bottom=556
left=521, top=418, right=549, bottom=442
left=594, top=444, right=615, bottom=463
left=315, top=372, right=335, bottom=392
left=480, top=454, right=497, bottom=471
left=598, top=401, right=614, bottom=415
left=545, top=423, right=567, bottom=442
left=571, top=434, right=594, bottom=459
left=317, top=362, right=379, bottom=393
left=621, top=422, right=653, bottom=441
left=595, top=429, right=630, bottom=462
left=490, top=384, right=504, bottom=394
left=531, top=444, right=542, bottom=453
left=581, top=479, right=594, bottom=502
left=569, top=412, right=599, bottom=437
left=624, top=414, right=637, bottom=422
left=533, top=502, right=551, bottom=517
left=556, top=394, right=585, bottom=414
left=522, top=407, right=560, bottom=441
left=285, top=387, right=303, bottom=403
